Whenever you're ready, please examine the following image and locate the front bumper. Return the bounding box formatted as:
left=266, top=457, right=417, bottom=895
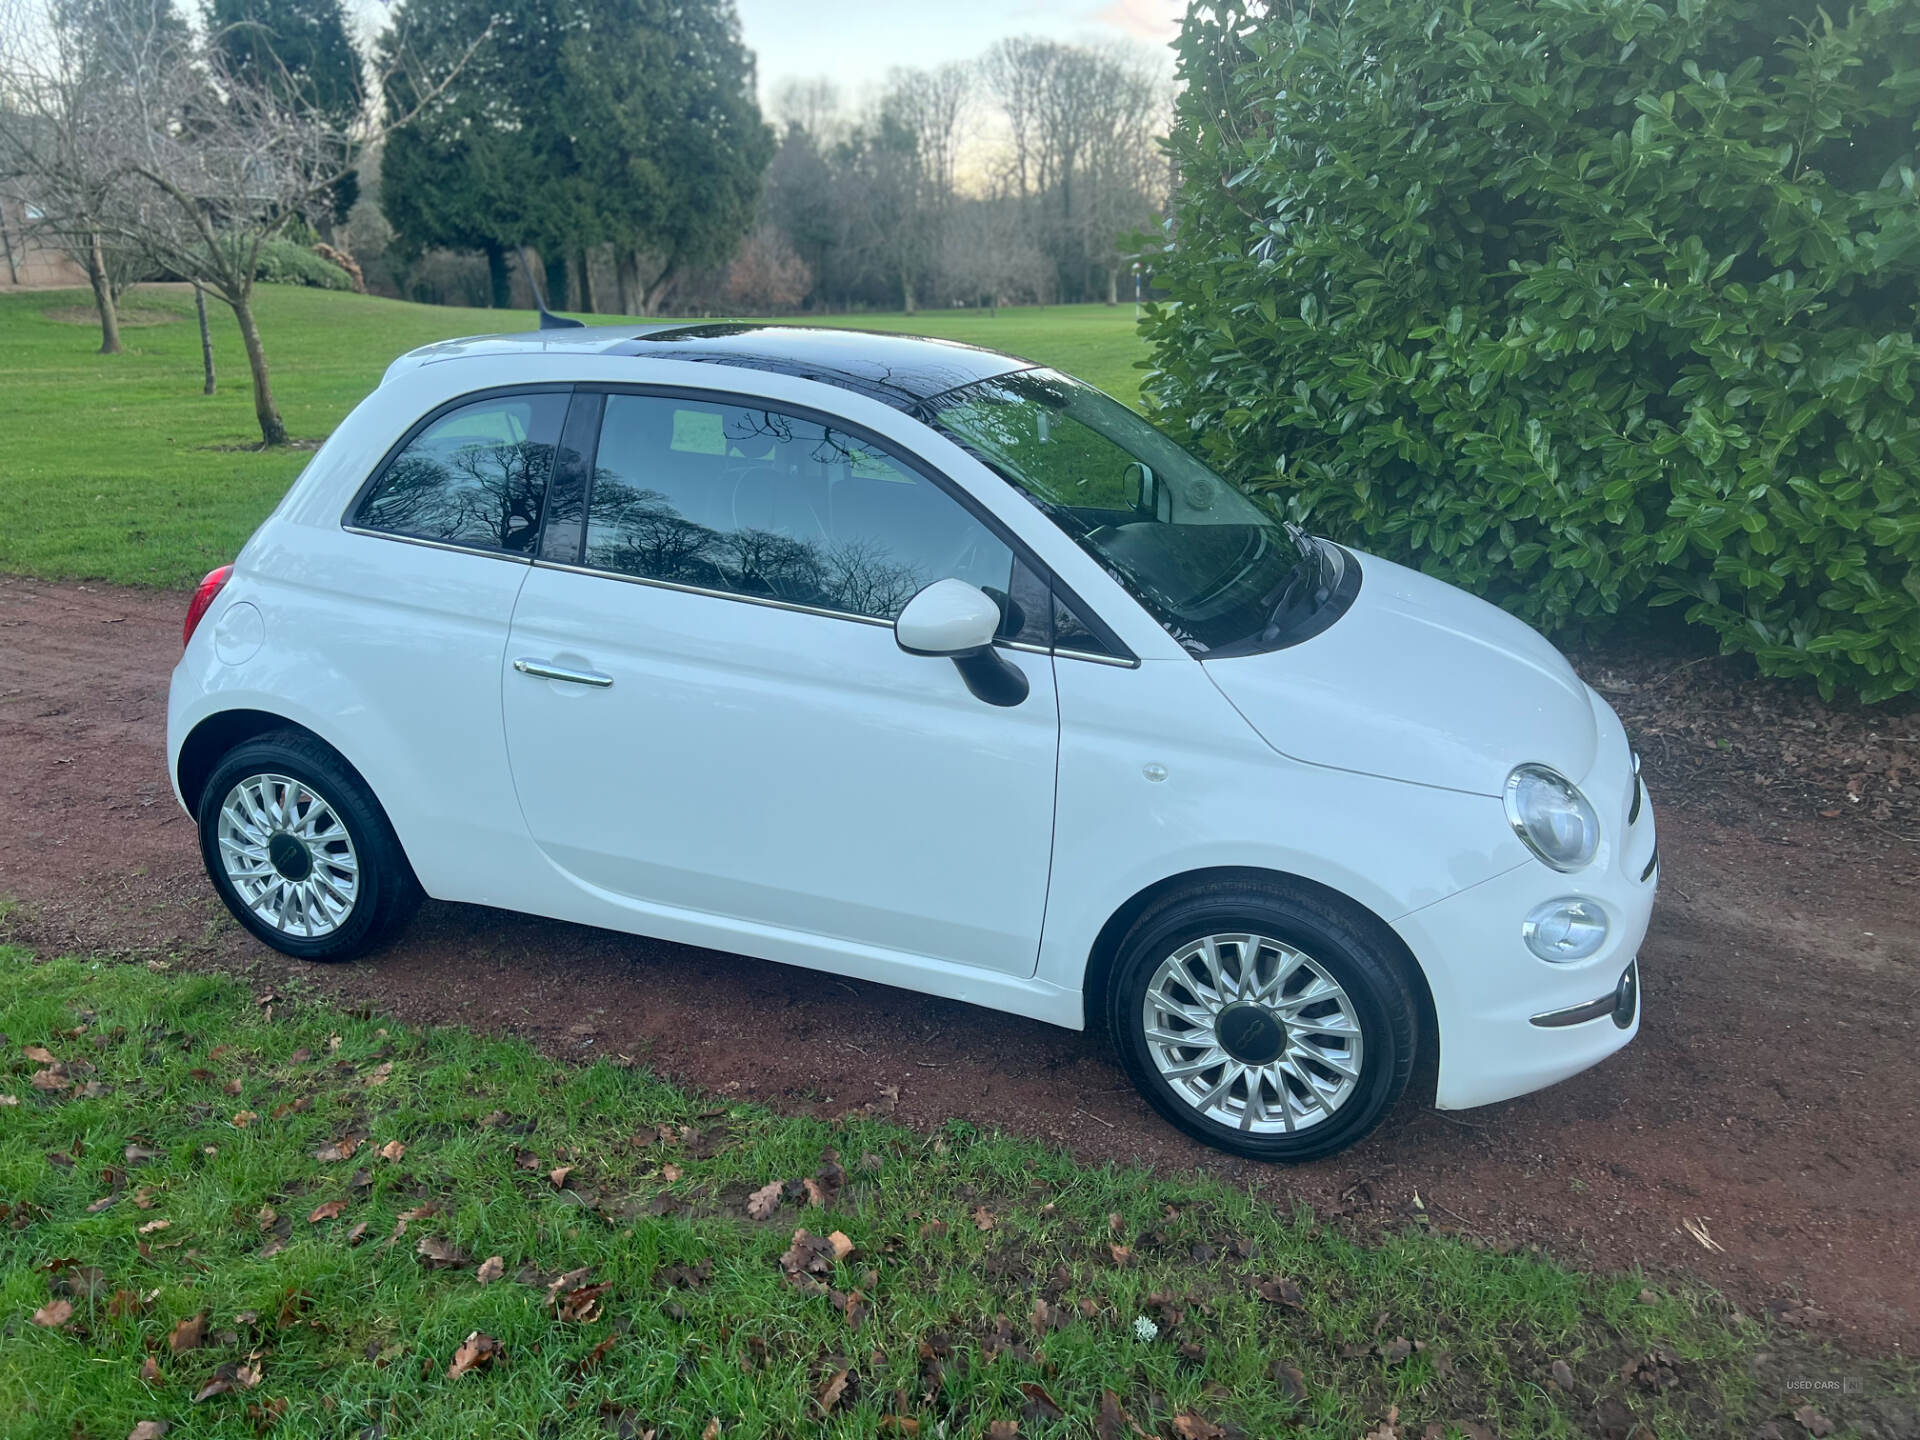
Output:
left=1394, top=703, right=1658, bottom=1111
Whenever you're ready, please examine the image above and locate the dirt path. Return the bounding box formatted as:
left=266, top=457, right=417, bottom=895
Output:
left=3, top=574, right=1916, bottom=1354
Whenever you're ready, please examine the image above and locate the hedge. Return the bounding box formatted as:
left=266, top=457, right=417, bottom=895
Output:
left=1142, top=0, right=1920, bottom=700
left=253, top=237, right=354, bottom=290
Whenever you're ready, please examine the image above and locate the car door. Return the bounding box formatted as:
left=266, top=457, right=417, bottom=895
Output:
left=500, top=386, right=1061, bottom=978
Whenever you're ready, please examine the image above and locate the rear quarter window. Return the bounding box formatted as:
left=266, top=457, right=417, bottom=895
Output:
left=354, top=391, right=570, bottom=554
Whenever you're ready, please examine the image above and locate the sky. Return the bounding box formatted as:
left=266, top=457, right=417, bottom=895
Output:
left=350, top=0, right=1187, bottom=106
left=732, top=0, right=1184, bottom=101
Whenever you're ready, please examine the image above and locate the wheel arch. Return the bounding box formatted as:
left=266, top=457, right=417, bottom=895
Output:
left=1079, top=865, right=1440, bottom=1092
left=176, top=709, right=375, bottom=821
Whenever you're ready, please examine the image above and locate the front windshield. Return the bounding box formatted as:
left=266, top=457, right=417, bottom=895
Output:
left=927, top=369, right=1319, bottom=653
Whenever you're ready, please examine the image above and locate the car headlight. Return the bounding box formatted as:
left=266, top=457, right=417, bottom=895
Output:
left=1504, top=764, right=1600, bottom=872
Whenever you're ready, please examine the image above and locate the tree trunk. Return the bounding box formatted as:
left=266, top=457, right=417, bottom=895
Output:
left=485, top=243, right=511, bottom=309
left=615, top=249, right=639, bottom=315
left=544, top=252, right=569, bottom=313
left=1106, top=267, right=1119, bottom=306
left=900, top=268, right=917, bottom=314
left=194, top=283, right=216, bottom=395
left=86, top=231, right=122, bottom=355
left=641, top=253, right=679, bottom=316
left=230, top=289, right=289, bottom=447
left=574, top=251, right=595, bottom=313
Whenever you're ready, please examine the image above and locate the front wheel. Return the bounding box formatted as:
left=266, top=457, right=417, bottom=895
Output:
left=197, top=731, right=420, bottom=962
left=1108, top=881, right=1418, bottom=1161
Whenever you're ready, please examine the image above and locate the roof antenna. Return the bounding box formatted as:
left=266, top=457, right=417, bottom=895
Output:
left=517, top=248, right=585, bottom=330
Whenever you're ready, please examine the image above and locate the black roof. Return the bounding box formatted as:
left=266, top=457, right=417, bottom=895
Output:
left=608, top=323, right=1035, bottom=413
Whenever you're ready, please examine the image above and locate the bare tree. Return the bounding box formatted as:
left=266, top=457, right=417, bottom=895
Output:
left=0, top=0, right=180, bottom=353
left=884, top=62, right=971, bottom=211
left=57, top=5, right=486, bottom=444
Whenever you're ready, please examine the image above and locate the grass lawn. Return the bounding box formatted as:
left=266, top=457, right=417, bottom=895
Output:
left=0, top=287, right=1149, bottom=590
left=3, top=948, right=1881, bottom=1440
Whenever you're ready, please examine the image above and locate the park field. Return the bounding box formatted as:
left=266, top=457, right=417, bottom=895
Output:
left=0, top=287, right=1149, bottom=589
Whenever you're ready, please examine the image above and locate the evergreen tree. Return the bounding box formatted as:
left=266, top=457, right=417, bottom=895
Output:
left=208, top=0, right=365, bottom=222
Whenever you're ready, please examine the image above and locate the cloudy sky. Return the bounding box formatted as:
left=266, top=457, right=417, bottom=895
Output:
left=352, top=1, right=1185, bottom=104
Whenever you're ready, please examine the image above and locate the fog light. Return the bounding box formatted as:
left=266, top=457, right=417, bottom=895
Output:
left=1523, top=898, right=1608, bottom=962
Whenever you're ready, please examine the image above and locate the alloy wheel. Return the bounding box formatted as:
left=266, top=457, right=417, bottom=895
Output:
left=1140, top=932, right=1366, bottom=1134
left=215, top=773, right=360, bottom=939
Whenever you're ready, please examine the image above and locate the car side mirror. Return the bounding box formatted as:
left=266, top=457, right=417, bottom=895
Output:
left=895, top=579, right=1030, bottom=708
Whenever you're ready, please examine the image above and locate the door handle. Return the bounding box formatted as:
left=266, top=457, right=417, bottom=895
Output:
left=513, top=657, right=613, bottom=688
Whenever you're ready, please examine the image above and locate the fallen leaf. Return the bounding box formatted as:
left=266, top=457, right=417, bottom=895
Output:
left=1793, top=1407, right=1835, bottom=1438
left=31, top=1068, right=68, bottom=1091
left=972, top=1206, right=995, bottom=1231
left=23, top=1044, right=56, bottom=1063
left=191, top=1363, right=262, bottom=1403
left=476, top=1256, right=504, bottom=1284
left=313, top=1136, right=361, bottom=1163
left=661, top=1163, right=682, bottom=1182
left=1096, top=1391, right=1131, bottom=1440
left=1256, top=1276, right=1305, bottom=1306
left=416, top=1236, right=469, bottom=1269
left=1019, top=1383, right=1065, bottom=1422
left=1108, top=1242, right=1133, bottom=1266
left=987, top=1423, right=1018, bottom=1440
left=379, top=1140, right=406, bottom=1162
left=1550, top=1358, right=1575, bottom=1390
left=746, top=1180, right=784, bottom=1221
left=345, top=1222, right=369, bottom=1246
left=447, top=1331, right=504, bottom=1379
left=1172, top=1413, right=1224, bottom=1440
left=549, top=1165, right=575, bottom=1190
left=128, top=1425, right=169, bottom=1440
left=231, top=1111, right=258, bottom=1128
left=1361, top=1405, right=1401, bottom=1440
left=879, top=1418, right=919, bottom=1436
left=138, top=1219, right=170, bottom=1235
left=828, top=1230, right=856, bottom=1261
left=0, top=1094, right=17, bottom=1106
left=574, top=1333, right=618, bottom=1376
left=701, top=1422, right=720, bottom=1440
left=1380, top=1336, right=1413, bottom=1364
left=1268, top=1359, right=1307, bottom=1401
left=308, top=1201, right=347, bottom=1224
left=365, top=1062, right=394, bottom=1087
left=169, top=1314, right=209, bottom=1352
left=245, top=1396, right=288, bottom=1432
left=817, top=1367, right=851, bottom=1414
left=125, top=1145, right=164, bottom=1166
left=139, top=1355, right=163, bottom=1385
left=31, top=1297, right=73, bottom=1327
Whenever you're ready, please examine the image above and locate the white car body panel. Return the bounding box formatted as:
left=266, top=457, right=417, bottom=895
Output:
left=169, top=329, right=1657, bottom=1119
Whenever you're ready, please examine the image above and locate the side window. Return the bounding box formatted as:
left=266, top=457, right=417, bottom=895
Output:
left=356, top=391, right=569, bottom=554
left=582, top=394, right=1014, bottom=622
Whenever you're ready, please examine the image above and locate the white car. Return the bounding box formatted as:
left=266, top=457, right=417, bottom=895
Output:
left=168, top=324, right=1656, bottom=1161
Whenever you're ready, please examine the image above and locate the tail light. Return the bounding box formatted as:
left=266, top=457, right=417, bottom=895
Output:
left=184, top=565, right=234, bottom=648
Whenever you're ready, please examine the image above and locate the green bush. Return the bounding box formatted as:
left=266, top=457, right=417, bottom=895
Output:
left=1143, top=0, right=1920, bottom=699
left=252, top=237, right=353, bottom=290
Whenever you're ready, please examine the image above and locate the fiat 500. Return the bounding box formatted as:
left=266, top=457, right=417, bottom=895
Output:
left=168, top=324, right=1656, bottom=1160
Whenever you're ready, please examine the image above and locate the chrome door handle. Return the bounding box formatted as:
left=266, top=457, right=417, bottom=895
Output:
left=513, top=657, right=613, bottom=688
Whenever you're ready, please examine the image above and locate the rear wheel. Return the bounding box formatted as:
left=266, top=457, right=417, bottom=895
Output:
left=197, top=731, right=420, bottom=961
left=1107, top=880, right=1417, bottom=1161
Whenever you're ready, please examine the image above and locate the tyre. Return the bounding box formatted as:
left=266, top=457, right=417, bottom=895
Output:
left=196, top=730, right=421, bottom=962
left=1107, top=879, right=1418, bottom=1161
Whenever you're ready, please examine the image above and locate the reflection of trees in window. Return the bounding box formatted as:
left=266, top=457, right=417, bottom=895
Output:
left=363, top=441, right=555, bottom=553
left=583, top=473, right=929, bottom=619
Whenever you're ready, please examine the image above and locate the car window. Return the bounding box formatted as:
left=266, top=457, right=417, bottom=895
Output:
left=356, top=392, right=569, bottom=554
left=581, top=394, right=1015, bottom=623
